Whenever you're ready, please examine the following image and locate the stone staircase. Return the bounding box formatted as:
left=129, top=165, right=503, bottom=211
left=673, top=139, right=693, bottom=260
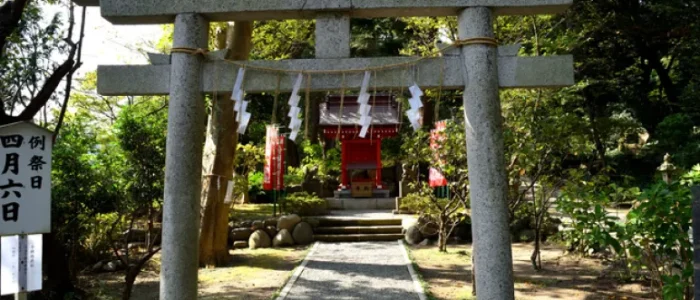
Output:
left=314, top=217, right=404, bottom=242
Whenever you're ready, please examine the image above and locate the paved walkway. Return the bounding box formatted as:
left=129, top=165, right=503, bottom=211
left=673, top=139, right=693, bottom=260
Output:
left=279, top=242, right=424, bottom=300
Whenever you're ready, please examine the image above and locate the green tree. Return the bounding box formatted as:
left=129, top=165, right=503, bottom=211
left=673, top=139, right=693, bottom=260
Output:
left=111, top=99, right=168, bottom=300
left=1, top=0, right=85, bottom=127
left=49, top=113, right=122, bottom=295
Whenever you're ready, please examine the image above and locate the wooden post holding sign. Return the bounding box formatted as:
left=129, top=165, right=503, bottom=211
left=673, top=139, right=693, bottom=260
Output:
left=0, top=122, right=52, bottom=298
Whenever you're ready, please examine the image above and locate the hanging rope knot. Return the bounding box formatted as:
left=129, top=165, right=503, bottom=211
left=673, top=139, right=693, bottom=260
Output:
left=171, top=47, right=210, bottom=56
left=453, top=37, right=499, bottom=47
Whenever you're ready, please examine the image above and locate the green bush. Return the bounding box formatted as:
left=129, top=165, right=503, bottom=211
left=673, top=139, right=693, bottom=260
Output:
left=625, top=178, right=693, bottom=299
left=248, top=171, right=264, bottom=196
left=283, top=192, right=328, bottom=216
left=558, top=167, right=698, bottom=299
left=557, top=171, right=635, bottom=254
left=399, top=192, right=430, bottom=213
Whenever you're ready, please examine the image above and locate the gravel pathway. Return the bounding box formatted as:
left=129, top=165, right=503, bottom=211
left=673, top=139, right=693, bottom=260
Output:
left=281, top=242, right=423, bottom=300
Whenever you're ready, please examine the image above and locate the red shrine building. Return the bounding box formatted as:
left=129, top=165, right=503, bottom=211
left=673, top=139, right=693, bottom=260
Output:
left=320, top=95, right=399, bottom=198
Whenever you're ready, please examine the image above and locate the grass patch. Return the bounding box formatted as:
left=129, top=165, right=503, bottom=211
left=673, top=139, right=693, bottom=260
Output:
left=407, top=244, right=476, bottom=300
left=80, top=246, right=310, bottom=300
left=231, top=204, right=276, bottom=222
left=199, top=247, right=309, bottom=284
left=402, top=243, right=472, bottom=300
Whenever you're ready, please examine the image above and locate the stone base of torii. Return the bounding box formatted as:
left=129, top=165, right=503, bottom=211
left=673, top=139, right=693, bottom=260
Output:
left=73, top=1, right=574, bottom=299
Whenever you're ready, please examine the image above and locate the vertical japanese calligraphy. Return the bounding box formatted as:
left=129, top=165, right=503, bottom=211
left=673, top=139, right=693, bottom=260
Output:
left=0, top=122, right=52, bottom=235
left=263, top=125, right=285, bottom=191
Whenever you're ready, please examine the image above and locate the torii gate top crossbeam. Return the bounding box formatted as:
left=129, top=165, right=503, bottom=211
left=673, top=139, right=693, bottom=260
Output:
left=72, top=0, right=571, bottom=24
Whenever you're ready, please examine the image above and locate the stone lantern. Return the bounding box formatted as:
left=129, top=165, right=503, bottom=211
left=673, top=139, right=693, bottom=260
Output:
left=658, top=153, right=677, bottom=184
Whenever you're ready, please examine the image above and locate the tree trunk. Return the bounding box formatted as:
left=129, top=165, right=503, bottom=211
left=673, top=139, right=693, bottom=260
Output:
left=122, top=270, right=138, bottom=300
left=531, top=232, right=540, bottom=270
left=531, top=184, right=541, bottom=270
left=199, top=21, right=252, bottom=267
left=44, top=232, right=77, bottom=297
left=306, top=93, right=324, bottom=144
left=438, top=216, right=447, bottom=252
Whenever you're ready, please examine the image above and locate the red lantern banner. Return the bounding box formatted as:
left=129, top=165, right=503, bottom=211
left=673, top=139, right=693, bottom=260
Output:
left=263, top=126, right=286, bottom=190
left=429, top=120, right=448, bottom=187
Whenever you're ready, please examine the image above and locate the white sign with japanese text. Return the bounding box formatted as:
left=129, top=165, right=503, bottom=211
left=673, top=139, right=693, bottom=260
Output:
left=0, top=235, right=19, bottom=295
left=0, top=122, right=52, bottom=236
left=1, top=234, right=43, bottom=295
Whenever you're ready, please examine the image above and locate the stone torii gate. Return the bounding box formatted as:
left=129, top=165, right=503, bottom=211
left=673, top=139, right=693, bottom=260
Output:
left=74, top=1, right=573, bottom=299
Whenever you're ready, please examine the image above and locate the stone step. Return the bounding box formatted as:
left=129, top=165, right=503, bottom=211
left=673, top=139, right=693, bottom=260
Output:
left=315, top=225, right=403, bottom=235
left=314, top=233, right=404, bottom=242
left=317, top=218, right=402, bottom=227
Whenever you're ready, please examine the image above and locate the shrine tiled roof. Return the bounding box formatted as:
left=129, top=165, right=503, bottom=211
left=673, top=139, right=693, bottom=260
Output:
left=319, top=95, right=401, bottom=126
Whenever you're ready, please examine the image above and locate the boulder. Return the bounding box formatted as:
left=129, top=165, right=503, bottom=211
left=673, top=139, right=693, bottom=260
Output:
left=405, top=225, right=424, bottom=245
left=292, top=222, right=314, bottom=245
left=264, top=226, right=278, bottom=240
left=233, top=241, right=248, bottom=249
left=277, top=214, right=302, bottom=231
left=273, top=229, right=295, bottom=247
left=301, top=217, right=321, bottom=229
left=249, top=230, right=271, bottom=249
left=416, top=216, right=439, bottom=238
left=264, top=218, right=278, bottom=228
left=231, top=228, right=253, bottom=241
left=103, top=260, right=124, bottom=272
left=251, top=220, right=265, bottom=231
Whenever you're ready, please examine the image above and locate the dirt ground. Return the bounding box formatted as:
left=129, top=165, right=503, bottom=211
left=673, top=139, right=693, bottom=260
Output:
left=408, top=242, right=653, bottom=300
left=79, top=246, right=309, bottom=300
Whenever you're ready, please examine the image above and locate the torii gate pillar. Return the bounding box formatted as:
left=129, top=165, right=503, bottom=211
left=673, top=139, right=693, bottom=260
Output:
left=459, top=7, right=515, bottom=299
left=160, top=14, right=209, bottom=300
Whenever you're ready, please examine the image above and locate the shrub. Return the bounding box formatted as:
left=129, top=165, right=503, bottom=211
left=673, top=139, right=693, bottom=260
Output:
left=400, top=188, right=466, bottom=252
left=283, top=192, right=328, bottom=216
left=399, top=192, right=429, bottom=213
left=557, top=171, right=634, bottom=254
left=625, top=179, right=693, bottom=299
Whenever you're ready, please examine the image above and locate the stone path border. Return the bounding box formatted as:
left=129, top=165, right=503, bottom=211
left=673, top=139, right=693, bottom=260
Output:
left=398, top=240, right=428, bottom=300
left=276, top=242, right=320, bottom=300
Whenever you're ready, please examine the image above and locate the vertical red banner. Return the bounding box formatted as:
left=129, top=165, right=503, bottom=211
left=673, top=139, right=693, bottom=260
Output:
left=264, top=126, right=285, bottom=190
left=429, top=121, right=448, bottom=187
left=275, top=137, right=285, bottom=190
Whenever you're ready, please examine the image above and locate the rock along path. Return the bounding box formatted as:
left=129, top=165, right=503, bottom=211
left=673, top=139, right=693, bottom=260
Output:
left=278, top=241, right=425, bottom=300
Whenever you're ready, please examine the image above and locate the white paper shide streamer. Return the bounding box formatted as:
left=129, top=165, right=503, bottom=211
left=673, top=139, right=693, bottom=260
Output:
left=357, top=71, right=372, bottom=138
left=406, top=83, right=424, bottom=131
left=287, top=74, right=304, bottom=141
left=231, top=68, right=252, bottom=134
